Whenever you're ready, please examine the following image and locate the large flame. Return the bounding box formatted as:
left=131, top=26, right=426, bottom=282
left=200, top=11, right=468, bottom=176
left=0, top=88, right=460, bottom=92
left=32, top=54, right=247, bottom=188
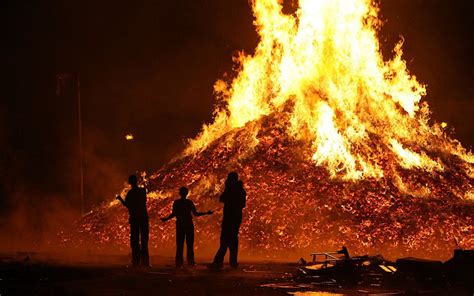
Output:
left=185, top=0, right=472, bottom=183
left=66, top=0, right=473, bottom=259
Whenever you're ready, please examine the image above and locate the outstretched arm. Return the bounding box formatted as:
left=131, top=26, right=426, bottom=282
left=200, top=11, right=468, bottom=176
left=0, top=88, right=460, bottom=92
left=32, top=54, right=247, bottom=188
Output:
left=161, top=203, right=176, bottom=222
left=160, top=212, right=175, bottom=222
left=191, top=203, right=213, bottom=216
left=116, top=195, right=128, bottom=208
left=192, top=209, right=213, bottom=216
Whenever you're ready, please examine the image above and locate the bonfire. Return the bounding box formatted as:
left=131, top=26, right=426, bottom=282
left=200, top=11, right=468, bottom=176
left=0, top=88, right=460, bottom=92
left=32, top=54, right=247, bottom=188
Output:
left=64, top=0, right=473, bottom=260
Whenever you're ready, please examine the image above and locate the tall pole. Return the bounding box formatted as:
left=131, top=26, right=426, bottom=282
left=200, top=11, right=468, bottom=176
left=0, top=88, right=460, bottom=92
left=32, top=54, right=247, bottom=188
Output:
left=77, top=75, right=84, bottom=215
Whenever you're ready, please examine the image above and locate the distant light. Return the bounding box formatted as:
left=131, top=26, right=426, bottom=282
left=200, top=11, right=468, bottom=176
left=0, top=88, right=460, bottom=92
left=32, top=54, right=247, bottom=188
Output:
left=441, top=122, right=447, bottom=129
left=125, top=133, right=134, bottom=141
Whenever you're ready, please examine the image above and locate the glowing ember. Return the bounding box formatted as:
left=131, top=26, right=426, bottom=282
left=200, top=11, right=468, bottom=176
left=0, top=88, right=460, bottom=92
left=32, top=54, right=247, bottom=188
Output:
left=63, top=0, right=473, bottom=259
left=125, top=133, right=134, bottom=141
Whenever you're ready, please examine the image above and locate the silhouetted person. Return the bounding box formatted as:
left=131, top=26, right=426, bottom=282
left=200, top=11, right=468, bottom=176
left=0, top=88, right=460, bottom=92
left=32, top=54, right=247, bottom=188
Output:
left=210, top=172, right=246, bottom=268
left=161, top=187, right=213, bottom=267
left=116, top=174, right=149, bottom=267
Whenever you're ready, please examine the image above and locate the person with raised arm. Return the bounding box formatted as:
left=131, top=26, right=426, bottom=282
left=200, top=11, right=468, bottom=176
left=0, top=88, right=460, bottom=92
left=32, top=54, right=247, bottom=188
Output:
left=161, top=186, right=213, bottom=267
left=116, top=174, right=149, bottom=267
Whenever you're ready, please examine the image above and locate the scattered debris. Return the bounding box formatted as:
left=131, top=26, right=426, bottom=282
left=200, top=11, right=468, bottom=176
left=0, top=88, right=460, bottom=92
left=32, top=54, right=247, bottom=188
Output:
left=295, top=247, right=474, bottom=293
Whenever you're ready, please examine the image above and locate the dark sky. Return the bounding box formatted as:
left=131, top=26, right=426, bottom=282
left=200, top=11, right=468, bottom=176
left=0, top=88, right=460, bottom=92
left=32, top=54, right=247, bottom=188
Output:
left=3, top=0, right=473, bottom=215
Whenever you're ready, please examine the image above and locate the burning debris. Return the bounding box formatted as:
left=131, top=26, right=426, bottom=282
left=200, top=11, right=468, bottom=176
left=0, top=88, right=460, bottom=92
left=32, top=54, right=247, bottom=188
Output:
left=61, top=0, right=473, bottom=258
left=63, top=110, right=473, bottom=258
left=296, top=246, right=398, bottom=287
left=295, top=246, right=474, bottom=292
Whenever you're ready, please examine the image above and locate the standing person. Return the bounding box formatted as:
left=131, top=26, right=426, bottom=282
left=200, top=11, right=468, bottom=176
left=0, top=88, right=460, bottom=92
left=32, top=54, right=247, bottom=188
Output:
left=161, top=187, right=213, bottom=267
left=209, top=172, right=246, bottom=269
left=116, top=174, right=150, bottom=267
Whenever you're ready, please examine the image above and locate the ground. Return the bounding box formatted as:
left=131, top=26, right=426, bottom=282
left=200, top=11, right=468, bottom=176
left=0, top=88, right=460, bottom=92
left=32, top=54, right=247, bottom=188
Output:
left=0, top=254, right=292, bottom=296
left=0, top=253, right=468, bottom=295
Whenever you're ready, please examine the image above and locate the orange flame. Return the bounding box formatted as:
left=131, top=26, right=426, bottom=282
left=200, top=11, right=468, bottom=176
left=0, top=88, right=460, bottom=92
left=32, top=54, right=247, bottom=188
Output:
left=184, top=0, right=472, bottom=185
left=66, top=0, right=474, bottom=259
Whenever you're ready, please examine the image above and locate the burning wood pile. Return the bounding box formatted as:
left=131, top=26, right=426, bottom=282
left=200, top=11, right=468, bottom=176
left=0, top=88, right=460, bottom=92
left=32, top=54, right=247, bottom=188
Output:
left=61, top=0, right=473, bottom=259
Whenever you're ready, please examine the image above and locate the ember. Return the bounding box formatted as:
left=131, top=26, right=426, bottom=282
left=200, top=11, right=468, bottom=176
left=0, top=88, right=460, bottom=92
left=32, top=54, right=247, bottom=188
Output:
left=63, top=0, right=473, bottom=259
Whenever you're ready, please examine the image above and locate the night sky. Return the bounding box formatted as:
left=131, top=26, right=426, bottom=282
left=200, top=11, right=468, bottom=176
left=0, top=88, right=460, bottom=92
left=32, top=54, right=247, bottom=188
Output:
left=2, top=0, right=473, bottom=223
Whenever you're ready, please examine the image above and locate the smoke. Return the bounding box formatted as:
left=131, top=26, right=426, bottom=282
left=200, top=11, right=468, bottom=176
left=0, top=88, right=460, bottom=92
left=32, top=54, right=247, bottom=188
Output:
left=0, top=107, right=77, bottom=251
left=0, top=127, right=129, bottom=254
left=0, top=192, right=78, bottom=252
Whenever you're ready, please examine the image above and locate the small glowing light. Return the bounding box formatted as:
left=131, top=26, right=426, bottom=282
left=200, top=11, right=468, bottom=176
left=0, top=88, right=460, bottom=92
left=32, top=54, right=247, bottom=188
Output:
left=125, top=133, right=134, bottom=140
left=441, top=122, right=447, bottom=129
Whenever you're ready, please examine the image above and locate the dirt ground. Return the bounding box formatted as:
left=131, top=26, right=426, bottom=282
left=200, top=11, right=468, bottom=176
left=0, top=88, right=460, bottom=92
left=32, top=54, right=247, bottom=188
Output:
left=0, top=253, right=466, bottom=296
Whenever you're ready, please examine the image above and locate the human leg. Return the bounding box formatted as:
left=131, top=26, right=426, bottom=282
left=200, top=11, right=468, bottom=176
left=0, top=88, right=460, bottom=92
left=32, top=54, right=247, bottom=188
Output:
left=176, top=224, right=185, bottom=267
left=229, top=219, right=241, bottom=267
left=130, top=220, right=140, bottom=266
left=186, top=225, right=195, bottom=265
left=140, top=218, right=150, bottom=266
left=212, top=221, right=230, bottom=266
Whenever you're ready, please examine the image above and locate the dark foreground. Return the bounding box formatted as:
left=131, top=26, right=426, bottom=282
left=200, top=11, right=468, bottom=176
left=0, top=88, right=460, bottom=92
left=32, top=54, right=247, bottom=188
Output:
left=0, top=254, right=470, bottom=296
